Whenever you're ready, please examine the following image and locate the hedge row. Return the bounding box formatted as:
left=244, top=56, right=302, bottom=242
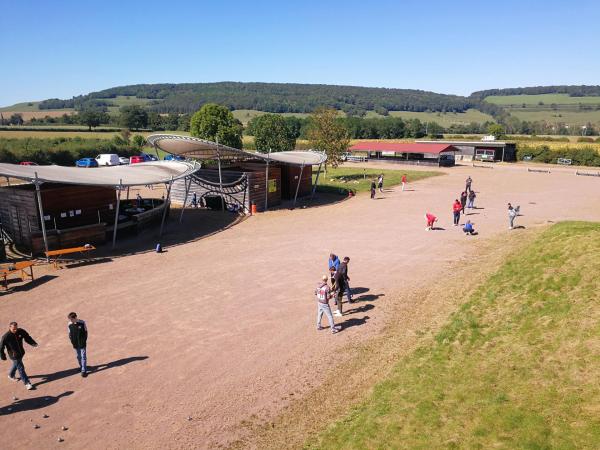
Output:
left=0, top=137, right=141, bottom=166
left=516, top=144, right=600, bottom=166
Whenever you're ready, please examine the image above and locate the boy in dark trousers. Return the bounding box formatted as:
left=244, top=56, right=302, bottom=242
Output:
left=68, top=312, right=88, bottom=377
left=1, top=322, right=37, bottom=390
left=370, top=180, right=376, bottom=199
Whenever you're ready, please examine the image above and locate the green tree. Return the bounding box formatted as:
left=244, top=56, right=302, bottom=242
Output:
left=132, top=134, right=146, bottom=148
left=307, top=107, right=350, bottom=169
left=119, top=105, right=148, bottom=131
left=177, top=113, right=191, bottom=131
left=487, top=123, right=505, bottom=139
left=426, top=121, right=444, bottom=137
left=251, top=114, right=296, bottom=153
left=79, top=110, right=104, bottom=131
left=9, top=113, right=24, bottom=126
left=148, top=112, right=164, bottom=131
left=189, top=103, right=242, bottom=148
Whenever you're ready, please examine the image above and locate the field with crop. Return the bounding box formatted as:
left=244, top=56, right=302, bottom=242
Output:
left=386, top=108, right=494, bottom=126
left=485, top=93, right=600, bottom=106
left=485, top=93, right=600, bottom=127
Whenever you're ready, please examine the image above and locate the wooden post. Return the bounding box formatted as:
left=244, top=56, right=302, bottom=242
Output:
left=216, top=137, right=225, bottom=212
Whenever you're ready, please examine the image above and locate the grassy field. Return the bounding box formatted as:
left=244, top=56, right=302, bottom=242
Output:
left=308, top=221, right=600, bottom=449
left=485, top=94, right=600, bottom=127
left=486, top=93, right=600, bottom=106
left=386, top=109, right=495, bottom=126
left=313, top=166, right=440, bottom=194
left=232, top=109, right=312, bottom=124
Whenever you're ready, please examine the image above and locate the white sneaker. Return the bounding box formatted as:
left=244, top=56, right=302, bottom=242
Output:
left=25, top=383, right=34, bottom=390
left=334, top=311, right=342, bottom=317
left=8, top=375, right=18, bottom=382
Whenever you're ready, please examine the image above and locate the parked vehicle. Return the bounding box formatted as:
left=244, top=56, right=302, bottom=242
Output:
left=95, top=154, right=120, bottom=166
left=19, top=161, right=38, bottom=166
left=129, top=155, right=146, bottom=164
left=119, top=157, right=130, bottom=165
left=141, top=153, right=158, bottom=161
left=76, top=158, right=99, bottom=168
left=164, top=154, right=185, bottom=161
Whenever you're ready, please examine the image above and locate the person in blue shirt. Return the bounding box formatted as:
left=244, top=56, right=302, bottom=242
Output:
left=328, top=253, right=340, bottom=271
left=463, top=220, right=476, bottom=235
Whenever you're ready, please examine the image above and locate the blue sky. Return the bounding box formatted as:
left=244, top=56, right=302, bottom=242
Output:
left=1, top=0, right=599, bottom=106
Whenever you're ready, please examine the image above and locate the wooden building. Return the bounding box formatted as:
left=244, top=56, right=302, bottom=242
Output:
left=0, top=183, right=113, bottom=254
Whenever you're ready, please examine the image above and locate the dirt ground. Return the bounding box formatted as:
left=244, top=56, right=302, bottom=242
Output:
left=1, top=162, right=600, bottom=449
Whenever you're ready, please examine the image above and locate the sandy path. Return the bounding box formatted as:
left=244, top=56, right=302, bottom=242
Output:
left=1, top=163, right=600, bottom=449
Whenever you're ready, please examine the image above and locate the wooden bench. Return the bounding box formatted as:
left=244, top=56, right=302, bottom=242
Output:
left=1, top=261, right=35, bottom=290
left=45, top=245, right=96, bottom=269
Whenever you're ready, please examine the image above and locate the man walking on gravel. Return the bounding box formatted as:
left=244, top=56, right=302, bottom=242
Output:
left=508, top=203, right=517, bottom=229
left=401, top=173, right=407, bottom=191
left=1, top=322, right=38, bottom=390
left=315, top=275, right=340, bottom=334
left=465, top=176, right=472, bottom=193
left=68, top=312, right=88, bottom=377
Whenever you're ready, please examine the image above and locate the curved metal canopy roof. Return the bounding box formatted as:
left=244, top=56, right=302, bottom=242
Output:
left=0, top=161, right=200, bottom=187
left=146, top=134, right=326, bottom=166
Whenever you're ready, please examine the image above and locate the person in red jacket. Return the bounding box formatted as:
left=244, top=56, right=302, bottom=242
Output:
left=401, top=174, right=408, bottom=191
left=452, top=199, right=462, bottom=226
left=425, top=213, right=437, bottom=231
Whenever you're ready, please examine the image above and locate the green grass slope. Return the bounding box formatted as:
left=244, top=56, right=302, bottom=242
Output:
left=309, top=221, right=600, bottom=449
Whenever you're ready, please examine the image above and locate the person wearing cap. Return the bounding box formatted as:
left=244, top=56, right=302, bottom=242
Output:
left=315, top=275, right=340, bottom=334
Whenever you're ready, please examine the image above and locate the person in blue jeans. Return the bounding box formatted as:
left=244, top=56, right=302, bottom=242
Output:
left=68, top=312, right=88, bottom=377
left=1, top=322, right=38, bottom=390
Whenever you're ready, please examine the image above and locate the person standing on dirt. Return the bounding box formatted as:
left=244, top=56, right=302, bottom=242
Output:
left=328, top=253, right=340, bottom=272
left=333, top=256, right=352, bottom=316
left=0, top=322, right=38, bottom=390
left=467, top=190, right=476, bottom=209
left=136, top=193, right=143, bottom=208
left=191, top=192, right=198, bottom=208
left=67, top=312, right=88, bottom=377
left=465, top=176, right=472, bottom=193
left=377, top=174, right=384, bottom=193
left=370, top=180, right=376, bottom=199
left=401, top=173, right=407, bottom=191
left=315, top=275, right=340, bottom=334
left=508, top=203, right=517, bottom=229
left=452, top=199, right=462, bottom=226
left=460, top=191, right=468, bottom=214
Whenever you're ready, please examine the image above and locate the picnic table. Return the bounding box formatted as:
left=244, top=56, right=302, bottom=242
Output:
left=45, top=245, right=96, bottom=269
left=0, top=261, right=35, bottom=290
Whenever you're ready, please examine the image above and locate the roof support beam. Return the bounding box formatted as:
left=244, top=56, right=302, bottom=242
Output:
left=33, top=174, right=49, bottom=260
left=159, top=176, right=174, bottom=237
left=293, top=163, right=305, bottom=209
left=112, top=180, right=122, bottom=249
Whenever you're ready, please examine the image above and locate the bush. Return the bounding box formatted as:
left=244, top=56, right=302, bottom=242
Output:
left=516, top=144, right=600, bottom=166
left=577, top=137, right=595, bottom=143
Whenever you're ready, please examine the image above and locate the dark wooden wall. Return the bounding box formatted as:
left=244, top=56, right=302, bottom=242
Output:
left=0, top=184, right=39, bottom=247
left=39, top=183, right=116, bottom=230
left=280, top=164, right=312, bottom=199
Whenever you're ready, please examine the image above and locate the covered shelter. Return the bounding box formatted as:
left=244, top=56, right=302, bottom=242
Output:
left=146, top=134, right=327, bottom=213
left=0, top=161, right=200, bottom=255
left=349, top=142, right=458, bottom=167
left=417, top=140, right=517, bottom=162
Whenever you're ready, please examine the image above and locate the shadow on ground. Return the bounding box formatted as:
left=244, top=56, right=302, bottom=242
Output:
left=31, top=356, right=149, bottom=387
left=0, top=391, right=73, bottom=416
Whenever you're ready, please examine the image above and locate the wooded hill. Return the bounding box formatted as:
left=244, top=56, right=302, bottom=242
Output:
left=39, top=82, right=477, bottom=115
left=471, top=85, right=600, bottom=100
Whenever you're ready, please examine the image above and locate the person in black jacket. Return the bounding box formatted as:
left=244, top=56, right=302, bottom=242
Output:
left=1, top=322, right=37, bottom=390
left=333, top=256, right=353, bottom=316
left=68, top=312, right=88, bottom=377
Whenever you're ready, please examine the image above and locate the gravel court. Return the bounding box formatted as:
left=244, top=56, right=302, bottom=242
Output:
left=1, top=163, right=600, bottom=449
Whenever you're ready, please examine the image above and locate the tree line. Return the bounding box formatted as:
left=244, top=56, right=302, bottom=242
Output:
left=471, top=85, right=600, bottom=100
